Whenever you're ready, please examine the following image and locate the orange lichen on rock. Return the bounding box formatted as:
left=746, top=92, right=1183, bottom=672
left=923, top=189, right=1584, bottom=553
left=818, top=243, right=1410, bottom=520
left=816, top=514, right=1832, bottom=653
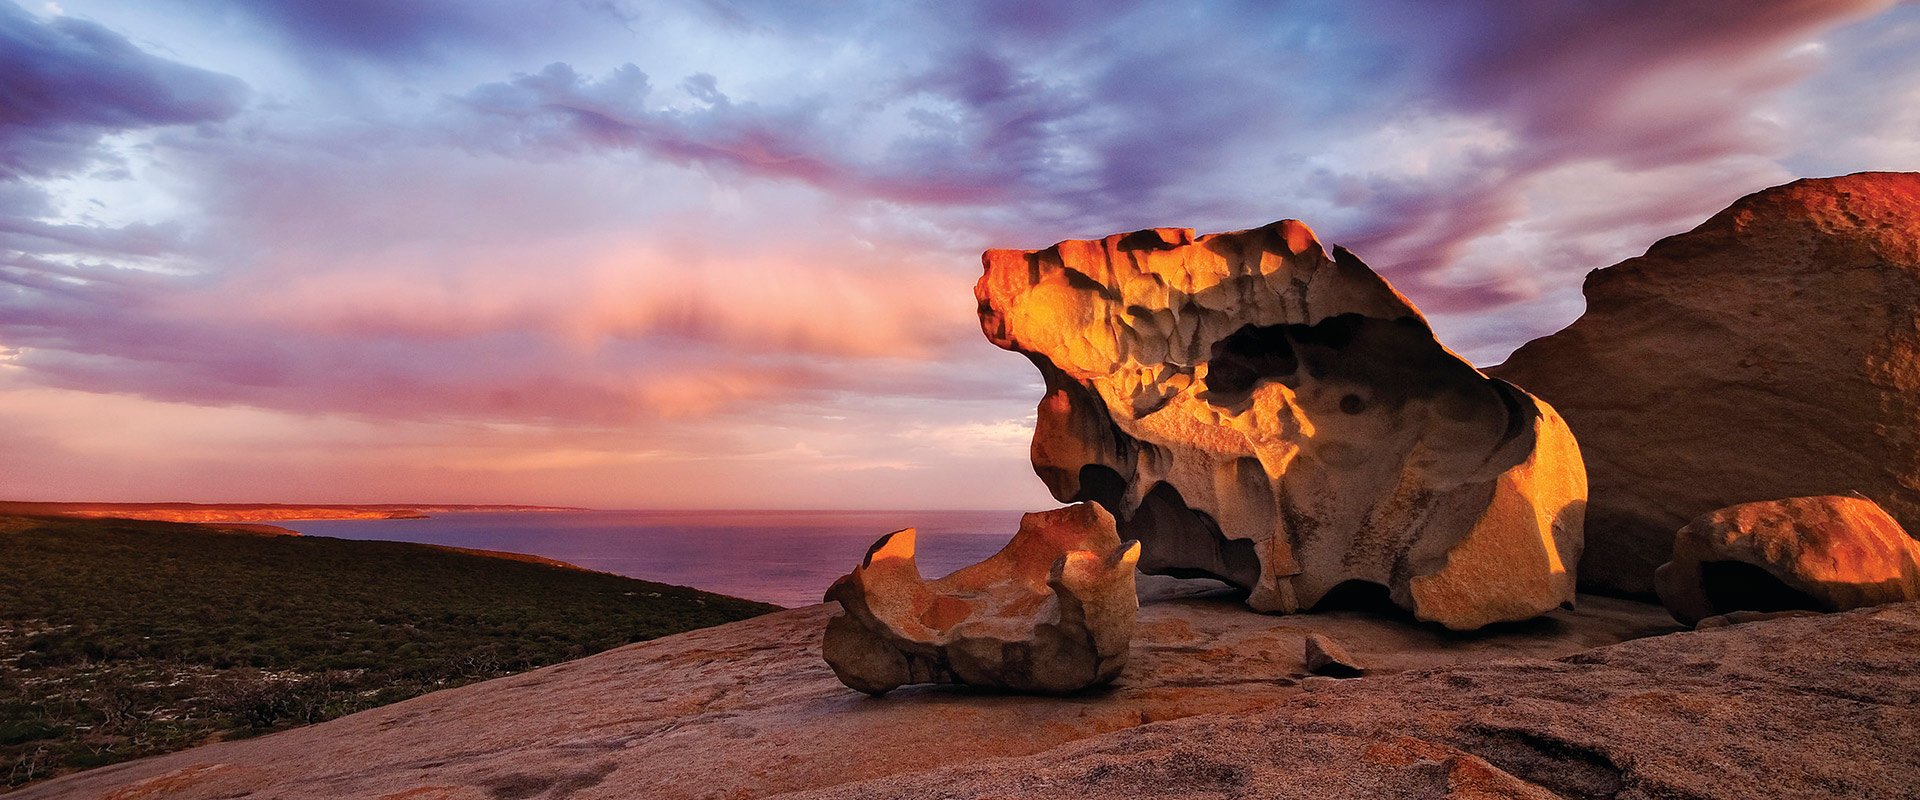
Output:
left=977, top=220, right=1585, bottom=630
left=822, top=503, right=1140, bottom=695
left=1654, top=495, right=1920, bottom=626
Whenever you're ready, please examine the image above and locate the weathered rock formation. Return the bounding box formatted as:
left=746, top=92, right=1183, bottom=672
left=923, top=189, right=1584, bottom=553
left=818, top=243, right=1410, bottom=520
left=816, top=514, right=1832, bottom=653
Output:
left=977, top=221, right=1586, bottom=630
left=1655, top=495, right=1920, bottom=625
left=1490, top=172, right=1920, bottom=596
left=822, top=503, right=1140, bottom=695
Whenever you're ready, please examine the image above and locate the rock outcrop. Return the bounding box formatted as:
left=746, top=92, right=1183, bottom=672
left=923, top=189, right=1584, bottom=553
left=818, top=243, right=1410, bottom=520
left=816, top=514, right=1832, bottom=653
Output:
left=1302, top=632, right=1364, bottom=677
left=822, top=503, right=1140, bottom=695
left=976, top=221, right=1586, bottom=630
left=1655, top=495, right=1920, bottom=625
left=1490, top=172, right=1920, bottom=596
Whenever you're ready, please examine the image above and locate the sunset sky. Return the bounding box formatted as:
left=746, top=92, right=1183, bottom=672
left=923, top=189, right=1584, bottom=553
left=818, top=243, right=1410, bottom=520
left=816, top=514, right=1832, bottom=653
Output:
left=3, top=1, right=1917, bottom=509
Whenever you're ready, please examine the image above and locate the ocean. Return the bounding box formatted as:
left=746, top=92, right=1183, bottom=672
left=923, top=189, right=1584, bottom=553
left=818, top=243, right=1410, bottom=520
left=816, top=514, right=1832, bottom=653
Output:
left=279, top=510, right=1025, bottom=608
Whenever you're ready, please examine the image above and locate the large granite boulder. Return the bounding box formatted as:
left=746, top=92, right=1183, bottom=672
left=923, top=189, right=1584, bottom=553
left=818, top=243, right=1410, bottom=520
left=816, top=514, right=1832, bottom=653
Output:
left=1491, top=172, right=1920, bottom=595
left=976, top=221, right=1585, bottom=630
left=822, top=503, right=1140, bottom=695
left=1655, top=495, right=1920, bottom=625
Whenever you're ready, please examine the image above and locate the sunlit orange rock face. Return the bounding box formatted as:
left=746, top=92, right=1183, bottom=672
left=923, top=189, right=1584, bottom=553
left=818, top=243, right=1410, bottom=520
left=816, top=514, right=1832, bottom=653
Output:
left=977, top=221, right=1585, bottom=630
left=822, top=502, right=1140, bottom=694
left=1491, top=172, right=1920, bottom=596
left=1655, top=495, right=1920, bottom=626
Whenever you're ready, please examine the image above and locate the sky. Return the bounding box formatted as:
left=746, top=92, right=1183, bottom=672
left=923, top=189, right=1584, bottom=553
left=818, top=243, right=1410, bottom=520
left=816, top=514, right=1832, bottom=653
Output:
left=2, top=0, right=1917, bottom=509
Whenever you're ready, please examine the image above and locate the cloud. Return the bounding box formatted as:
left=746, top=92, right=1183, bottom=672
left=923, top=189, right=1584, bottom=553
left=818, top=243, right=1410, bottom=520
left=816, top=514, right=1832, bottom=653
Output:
left=0, top=378, right=1058, bottom=508
left=0, top=0, right=245, bottom=179
left=1775, top=3, right=1920, bottom=175
left=0, top=0, right=247, bottom=314
left=0, top=150, right=1018, bottom=430
left=455, top=61, right=1021, bottom=205
left=434, top=1, right=1902, bottom=312
left=201, top=0, right=497, bottom=64
left=897, top=418, right=1034, bottom=458
left=175, top=0, right=642, bottom=70
left=1322, top=0, right=1897, bottom=318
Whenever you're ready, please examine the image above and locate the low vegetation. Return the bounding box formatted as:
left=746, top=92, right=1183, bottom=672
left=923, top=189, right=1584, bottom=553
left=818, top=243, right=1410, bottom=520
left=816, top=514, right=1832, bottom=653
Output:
left=0, top=515, right=776, bottom=788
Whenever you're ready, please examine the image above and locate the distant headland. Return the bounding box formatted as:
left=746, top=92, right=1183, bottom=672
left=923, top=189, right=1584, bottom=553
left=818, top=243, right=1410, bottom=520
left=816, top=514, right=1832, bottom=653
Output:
left=0, top=500, right=588, bottom=524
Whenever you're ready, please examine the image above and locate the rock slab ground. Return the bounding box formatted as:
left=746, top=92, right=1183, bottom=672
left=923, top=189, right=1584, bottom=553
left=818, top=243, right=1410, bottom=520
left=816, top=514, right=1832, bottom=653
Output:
left=804, top=602, right=1920, bottom=800
left=20, top=592, right=1673, bottom=800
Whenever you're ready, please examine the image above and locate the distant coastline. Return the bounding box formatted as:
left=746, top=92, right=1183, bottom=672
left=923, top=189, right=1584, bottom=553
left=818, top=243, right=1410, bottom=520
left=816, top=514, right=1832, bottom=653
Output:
left=2, top=504, right=1024, bottom=607
left=1, top=503, right=638, bottom=574
left=0, top=500, right=588, bottom=524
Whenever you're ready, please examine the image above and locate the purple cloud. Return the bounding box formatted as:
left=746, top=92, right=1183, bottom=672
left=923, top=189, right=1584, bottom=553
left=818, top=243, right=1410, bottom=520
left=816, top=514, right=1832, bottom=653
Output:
left=0, top=1, right=245, bottom=179
left=174, top=0, right=639, bottom=68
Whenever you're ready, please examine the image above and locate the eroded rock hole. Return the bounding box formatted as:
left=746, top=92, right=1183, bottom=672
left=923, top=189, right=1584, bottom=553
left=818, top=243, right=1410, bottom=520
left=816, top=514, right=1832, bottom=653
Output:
left=1310, top=580, right=1401, bottom=615
left=1204, top=323, right=1298, bottom=398
left=1119, top=482, right=1262, bottom=590
left=1701, top=561, right=1826, bottom=615
left=1200, top=313, right=1463, bottom=408
left=1073, top=464, right=1128, bottom=511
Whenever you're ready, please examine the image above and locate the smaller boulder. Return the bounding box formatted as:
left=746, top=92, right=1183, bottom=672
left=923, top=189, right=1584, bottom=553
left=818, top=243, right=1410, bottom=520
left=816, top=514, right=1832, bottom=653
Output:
left=1303, top=633, right=1364, bottom=678
left=1654, top=495, right=1920, bottom=626
left=822, top=503, right=1141, bottom=695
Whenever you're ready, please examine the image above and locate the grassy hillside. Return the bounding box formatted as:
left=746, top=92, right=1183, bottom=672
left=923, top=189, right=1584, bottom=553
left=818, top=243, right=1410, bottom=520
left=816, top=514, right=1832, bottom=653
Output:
left=0, top=515, right=777, bottom=788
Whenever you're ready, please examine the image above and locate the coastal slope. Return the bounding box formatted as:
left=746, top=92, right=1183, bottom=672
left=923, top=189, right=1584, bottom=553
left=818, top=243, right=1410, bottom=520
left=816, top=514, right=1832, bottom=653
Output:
left=0, top=515, right=775, bottom=788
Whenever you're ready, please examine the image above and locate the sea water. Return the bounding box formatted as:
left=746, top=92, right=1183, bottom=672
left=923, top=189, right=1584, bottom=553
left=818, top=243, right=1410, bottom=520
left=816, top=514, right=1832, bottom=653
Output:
left=279, top=510, right=1022, bottom=608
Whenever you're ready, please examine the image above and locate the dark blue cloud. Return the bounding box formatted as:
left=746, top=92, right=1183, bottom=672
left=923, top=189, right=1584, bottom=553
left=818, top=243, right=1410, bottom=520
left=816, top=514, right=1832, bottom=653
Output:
left=175, top=0, right=641, bottom=69
left=183, top=0, right=502, bottom=65
left=0, top=0, right=246, bottom=180
left=455, top=61, right=1025, bottom=205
